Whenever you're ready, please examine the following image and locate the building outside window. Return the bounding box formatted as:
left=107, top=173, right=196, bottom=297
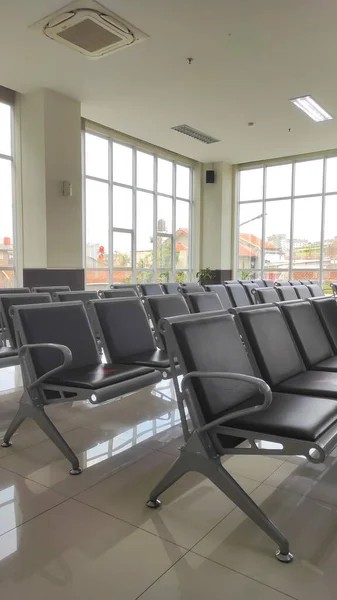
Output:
left=237, top=157, right=337, bottom=291
left=0, top=98, right=15, bottom=288
left=83, top=130, right=193, bottom=289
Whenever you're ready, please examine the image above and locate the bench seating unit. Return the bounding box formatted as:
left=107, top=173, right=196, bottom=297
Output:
left=146, top=311, right=337, bottom=562
left=1, top=302, right=161, bottom=473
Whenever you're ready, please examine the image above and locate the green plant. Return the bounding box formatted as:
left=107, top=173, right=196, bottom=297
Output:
left=196, top=267, right=215, bottom=285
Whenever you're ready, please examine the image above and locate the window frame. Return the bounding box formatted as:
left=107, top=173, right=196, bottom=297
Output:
left=0, top=99, right=16, bottom=288
left=83, top=128, right=193, bottom=287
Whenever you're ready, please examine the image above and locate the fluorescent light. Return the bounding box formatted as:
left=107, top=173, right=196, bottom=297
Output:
left=290, top=95, right=333, bottom=122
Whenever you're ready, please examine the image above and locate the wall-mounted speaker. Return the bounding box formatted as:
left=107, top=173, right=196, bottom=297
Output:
left=206, top=169, right=215, bottom=184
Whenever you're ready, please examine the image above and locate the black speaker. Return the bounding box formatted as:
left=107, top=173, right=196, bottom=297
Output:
left=206, top=169, right=215, bottom=184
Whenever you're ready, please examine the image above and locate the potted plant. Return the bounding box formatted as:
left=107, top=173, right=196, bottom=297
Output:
left=196, top=267, right=215, bottom=286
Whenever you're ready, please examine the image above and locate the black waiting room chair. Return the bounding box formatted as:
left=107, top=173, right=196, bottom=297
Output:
left=0, top=287, right=30, bottom=294
left=0, top=293, right=52, bottom=350
left=310, top=296, right=337, bottom=353
left=224, top=282, right=252, bottom=307
left=292, top=285, right=311, bottom=299
left=1, top=302, right=161, bottom=473
left=205, top=284, right=233, bottom=310
left=275, top=286, right=297, bottom=302
left=32, top=286, right=71, bottom=294
left=110, top=284, right=139, bottom=296
left=143, top=294, right=190, bottom=350
left=98, top=289, right=137, bottom=299
left=162, top=283, right=181, bottom=294
left=253, top=286, right=280, bottom=304
left=53, top=290, right=99, bottom=302
left=138, top=283, right=164, bottom=297
left=180, top=283, right=204, bottom=294
left=146, top=310, right=337, bottom=562
left=185, top=292, right=224, bottom=313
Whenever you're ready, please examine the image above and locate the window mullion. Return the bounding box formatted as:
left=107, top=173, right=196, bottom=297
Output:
left=172, top=164, right=177, bottom=281
left=108, top=138, right=113, bottom=285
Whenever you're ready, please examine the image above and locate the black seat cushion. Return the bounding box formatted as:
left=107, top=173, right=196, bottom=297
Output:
left=225, top=283, right=252, bottom=307
left=187, top=292, right=224, bottom=313
left=238, top=306, right=305, bottom=386
left=225, top=392, right=337, bottom=441
left=0, top=346, right=17, bottom=359
left=47, top=363, right=154, bottom=389
left=280, top=301, right=333, bottom=368
left=0, top=293, right=52, bottom=347
left=93, top=298, right=156, bottom=359
left=171, top=313, right=261, bottom=422
left=121, top=349, right=172, bottom=368
left=314, top=356, right=337, bottom=372
left=205, top=285, right=232, bottom=310
left=276, top=370, right=337, bottom=398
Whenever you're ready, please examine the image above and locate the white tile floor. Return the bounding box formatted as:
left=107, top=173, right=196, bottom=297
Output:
left=0, top=366, right=336, bottom=598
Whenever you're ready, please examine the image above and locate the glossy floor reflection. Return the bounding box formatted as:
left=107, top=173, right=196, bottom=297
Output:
left=0, top=366, right=336, bottom=599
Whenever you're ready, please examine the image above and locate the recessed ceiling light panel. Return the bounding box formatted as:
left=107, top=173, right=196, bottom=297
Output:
left=290, top=95, right=333, bottom=122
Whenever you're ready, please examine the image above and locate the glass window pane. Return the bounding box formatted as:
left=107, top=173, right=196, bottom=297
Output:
left=157, top=270, right=172, bottom=283
left=136, top=271, right=154, bottom=283
left=264, top=200, right=291, bottom=271
left=136, top=191, right=153, bottom=268
left=113, top=143, right=132, bottom=185
left=113, top=271, right=132, bottom=284
left=176, top=271, right=188, bottom=283
left=113, top=232, right=132, bottom=267
left=238, top=202, right=263, bottom=275
left=266, top=164, right=292, bottom=199
left=176, top=200, right=189, bottom=269
left=263, top=271, right=289, bottom=283
left=157, top=236, right=172, bottom=269
left=113, top=186, right=133, bottom=229
left=0, top=159, right=13, bottom=253
left=322, top=270, right=337, bottom=293
left=323, top=195, right=337, bottom=264
left=0, top=103, right=11, bottom=156
left=0, top=269, right=14, bottom=288
left=176, top=165, right=190, bottom=199
left=326, top=157, right=337, bottom=193
left=85, top=133, right=108, bottom=180
left=292, top=196, right=322, bottom=268
left=157, top=195, right=172, bottom=234
left=292, top=270, right=319, bottom=282
left=157, top=158, right=173, bottom=195
left=294, top=159, right=323, bottom=196
left=86, top=270, right=109, bottom=290
left=86, top=180, right=109, bottom=269
left=239, top=168, right=263, bottom=201
left=137, top=151, right=154, bottom=191
left=237, top=270, right=261, bottom=281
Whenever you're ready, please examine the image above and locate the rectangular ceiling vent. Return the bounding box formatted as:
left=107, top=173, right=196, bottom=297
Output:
left=172, top=125, right=220, bottom=144
left=30, top=0, right=148, bottom=58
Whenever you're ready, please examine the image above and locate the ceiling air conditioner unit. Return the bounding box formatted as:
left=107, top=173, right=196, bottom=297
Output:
left=31, top=1, right=148, bottom=58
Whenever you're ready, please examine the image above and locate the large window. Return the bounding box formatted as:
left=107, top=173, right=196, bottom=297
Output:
left=237, top=156, right=337, bottom=291
left=84, top=131, right=192, bottom=289
left=0, top=101, right=15, bottom=288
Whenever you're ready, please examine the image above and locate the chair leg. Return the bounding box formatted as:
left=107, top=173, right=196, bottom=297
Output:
left=2, top=404, right=27, bottom=447
left=34, top=407, right=81, bottom=475
left=201, top=457, right=292, bottom=562
left=147, top=454, right=189, bottom=508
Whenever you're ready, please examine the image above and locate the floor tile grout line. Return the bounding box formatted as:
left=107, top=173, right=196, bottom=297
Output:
left=134, top=551, right=189, bottom=600
left=0, top=497, right=70, bottom=540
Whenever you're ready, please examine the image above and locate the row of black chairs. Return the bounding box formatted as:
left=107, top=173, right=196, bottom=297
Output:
left=146, top=295, right=337, bottom=564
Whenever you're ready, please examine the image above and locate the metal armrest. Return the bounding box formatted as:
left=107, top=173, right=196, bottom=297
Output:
left=181, top=371, right=272, bottom=434
left=19, top=343, right=73, bottom=388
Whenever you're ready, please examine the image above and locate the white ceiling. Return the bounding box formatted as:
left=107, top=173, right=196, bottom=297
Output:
left=2, top=0, right=337, bottom=163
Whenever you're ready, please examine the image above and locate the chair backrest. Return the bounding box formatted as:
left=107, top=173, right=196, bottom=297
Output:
left=240, top=282, right=258, bottom=304
left=293, top=285, right=311, bottom=300
left=205, top=285, right=233, bottom=310
left=289, top=280, right=302, bottom=286
left=251, top=279, right=265, bottom=288
left=186, top=292, right=224, bottom=313
left=32, top=286, right=71, bottom=294
left=307, top=283, right=324, bottom=297
left=278, top=301, right=333, bottom=368
left=180, top=283, right=204, bottom=293
left=53, top=291, right=99, bottom=302
left=162, top=283, right=181, bottom=294
left=234, top=304, right=305, bottom=386
left=99, top=289, right=137, bottom=299
left=262, top=279, right=275, bottom=287
left=111, top=284, right=139, bottom=296
left=276, top=286, right=298, bottom=301
left=253, top=287, right=280, bottom=304
left=0, top=293, right=52, bottom=348
left=0, top=287, right=30, bottom=294
left=144, top=294, right=190, bottom=349
left=163, top=312, right=256, bottom=424
left=138, top=283, right=164, bottom=297
left=274, top=281, right=290, bottom=286
left=225, top=283, right=252, bottom=307
left=310, top=297, right=337, bottom=353
left=13, top=302, right=100, bottom=377
left=90, top=298, right=156, bottom=361
left=300, top=280, right=313, bottom=285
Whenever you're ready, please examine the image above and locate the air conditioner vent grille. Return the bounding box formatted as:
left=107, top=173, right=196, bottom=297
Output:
left=57, top=18, right=123, bottom=52
left=172, top=124, right=220, bottom=144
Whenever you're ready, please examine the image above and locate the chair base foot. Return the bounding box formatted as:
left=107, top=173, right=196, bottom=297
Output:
left=69, top=468, right=82, bottom=476
left=1, top=441, right=12, bottom=448
left=147, top=499, right=161, bottom=509
left=275, top=550, right=293, bottom=563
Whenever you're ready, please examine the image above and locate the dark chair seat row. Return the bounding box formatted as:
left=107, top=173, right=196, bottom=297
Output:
left=146, top=297, right=337, bottom=564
